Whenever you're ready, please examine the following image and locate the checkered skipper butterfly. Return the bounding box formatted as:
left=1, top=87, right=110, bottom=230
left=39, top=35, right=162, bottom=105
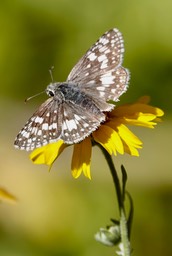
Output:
left=14, top=28, right=129, bottom=151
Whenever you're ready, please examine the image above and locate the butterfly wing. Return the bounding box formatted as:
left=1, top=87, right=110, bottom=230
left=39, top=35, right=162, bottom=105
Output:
left=67, top=28, right=129, bottom=103
left=14, top=98, right=63, bottom=151
left=60, top=101, right=105, bottom=144
left=14, top=98, right=105, bottom=150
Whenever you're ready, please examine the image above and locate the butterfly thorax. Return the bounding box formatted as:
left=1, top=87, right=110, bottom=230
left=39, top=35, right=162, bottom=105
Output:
left=46, top=82, right=103, bottom=115
left=46, top=82, right=84, bottom=100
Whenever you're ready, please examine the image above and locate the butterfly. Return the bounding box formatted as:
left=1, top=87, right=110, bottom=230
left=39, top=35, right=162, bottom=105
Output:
left=14, top=28, right=129, bottom=151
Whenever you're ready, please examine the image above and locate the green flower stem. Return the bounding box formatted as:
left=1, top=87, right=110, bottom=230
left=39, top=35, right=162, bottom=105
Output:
left=120, top=208, right=131, bottom=256
left=98, top=144, right=131, bottom=256
left=98, top=145, right=122, bottom=208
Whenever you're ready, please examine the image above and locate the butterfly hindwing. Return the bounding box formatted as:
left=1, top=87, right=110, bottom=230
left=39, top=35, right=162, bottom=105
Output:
left=60, top=101, right=105, bottom=143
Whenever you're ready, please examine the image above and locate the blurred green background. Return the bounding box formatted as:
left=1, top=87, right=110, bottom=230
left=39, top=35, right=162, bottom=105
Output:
left=0, top=0, right=172, bottom=255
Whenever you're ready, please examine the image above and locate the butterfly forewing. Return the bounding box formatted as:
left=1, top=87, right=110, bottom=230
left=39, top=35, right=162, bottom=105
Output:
left=67, top=30, right=127, bottom=77
left=14, top=98, right=62, bottom=151
left=67, top=29, right=129, bottom=104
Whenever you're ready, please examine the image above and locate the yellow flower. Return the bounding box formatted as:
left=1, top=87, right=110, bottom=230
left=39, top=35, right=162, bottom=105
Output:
left=30, top=96, right=164, bottom=179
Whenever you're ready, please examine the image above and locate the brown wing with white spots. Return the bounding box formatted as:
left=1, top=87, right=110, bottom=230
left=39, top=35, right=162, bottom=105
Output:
left=14, top=98, right=63, bottom=151
left=83, top=66, right=129, bottom=103
left=60, top=101, right=105, bottom=144
left=67, top=28, right=129, bottom=103
left=14, top=98, right=105, bottom=150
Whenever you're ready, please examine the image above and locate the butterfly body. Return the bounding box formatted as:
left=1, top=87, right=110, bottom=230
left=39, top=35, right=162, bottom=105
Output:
left=14, top=28, right=129, bottom=151
left=47, top=82, right=111, bottom=112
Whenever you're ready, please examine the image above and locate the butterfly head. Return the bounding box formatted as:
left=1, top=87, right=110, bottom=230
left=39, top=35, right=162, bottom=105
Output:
left=46, top=82, right=66, bottom=103
left=46, top=83, right=57, bottom=97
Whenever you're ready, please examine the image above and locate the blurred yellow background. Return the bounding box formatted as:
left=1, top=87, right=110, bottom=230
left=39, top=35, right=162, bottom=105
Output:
left=0, top=0, right=172, bottom=255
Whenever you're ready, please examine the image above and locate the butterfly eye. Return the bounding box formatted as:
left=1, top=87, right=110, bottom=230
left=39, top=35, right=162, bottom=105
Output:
left=48, top=91, right=54, bottom=97
left=47, top=90, right=54, bottom=97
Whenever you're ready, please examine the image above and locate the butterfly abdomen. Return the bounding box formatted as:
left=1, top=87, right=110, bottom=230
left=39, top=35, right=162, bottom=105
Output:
left=58, top=83, right=104, bottom=116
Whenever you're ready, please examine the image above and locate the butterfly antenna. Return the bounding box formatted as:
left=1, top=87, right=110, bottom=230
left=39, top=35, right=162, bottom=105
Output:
left=49, top=66, right=54, bottom=83
left=25, top=91, right=45, bottom=103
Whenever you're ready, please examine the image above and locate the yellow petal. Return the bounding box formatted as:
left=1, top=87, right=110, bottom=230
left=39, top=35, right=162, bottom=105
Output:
left=93, top=125, right=124, bottom=155
left=122, top=141, right=140, bottom=156
left=30, top=140, right=66, bottom=166
left=124, top=110, right=164, bottom=128
left=111, top=102, right=164, bottom=119
left=124, top=115, right=156, bottom=128
left=117, top=124, right=143, bottom=156
left=71, top=137, right=92, bottom=179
